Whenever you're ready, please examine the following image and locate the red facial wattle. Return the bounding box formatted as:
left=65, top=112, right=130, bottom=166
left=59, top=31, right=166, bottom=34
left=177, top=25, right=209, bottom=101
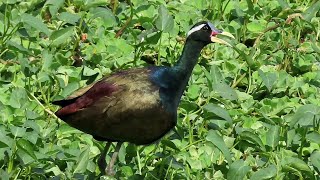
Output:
left=211, top=31, right=220, bottom=37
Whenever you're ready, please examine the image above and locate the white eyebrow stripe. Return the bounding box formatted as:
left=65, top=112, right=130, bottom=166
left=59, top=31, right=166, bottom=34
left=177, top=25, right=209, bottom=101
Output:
left=187, top=24, right=206, bottom=37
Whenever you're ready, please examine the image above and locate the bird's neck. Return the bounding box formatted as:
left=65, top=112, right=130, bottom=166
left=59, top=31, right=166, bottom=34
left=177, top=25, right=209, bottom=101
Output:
left=172, top=40, right=205, bottom=87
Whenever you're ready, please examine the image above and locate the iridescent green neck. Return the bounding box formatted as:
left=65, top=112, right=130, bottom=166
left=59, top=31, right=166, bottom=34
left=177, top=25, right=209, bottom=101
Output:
left=173, top=40, right=205, bottom=83
left=170, top=40, right=206, bottom=100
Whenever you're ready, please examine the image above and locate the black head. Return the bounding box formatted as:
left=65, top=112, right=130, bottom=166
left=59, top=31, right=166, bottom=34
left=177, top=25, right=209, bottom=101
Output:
left=186, top=21, right=234, bottom=45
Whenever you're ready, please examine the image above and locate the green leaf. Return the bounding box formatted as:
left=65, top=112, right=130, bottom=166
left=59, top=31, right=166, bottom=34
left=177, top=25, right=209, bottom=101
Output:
left=302, top=1, right=320, bottom=22
left=250, top=164, right=277, bottom=180
left=227, top=160, right=251, bottom=180
left=283, top=156, right=313, bottom=176
left=311, top=151, right=320, bottom=173
left=161, top=139, right=179, bottom=151
left=45, top=0, right=65, bottom=17
left=10, top=126, right=26, bottom=138
left=17, top=139, right=37, bottom=159
left=74, top=147, right=90, bottom=173
left=247, top=21, right=265, bottom=33
left=50, top=26, right=75, bottom=47
left=8, top=88, right=28, bottom=109
left=289, top=104, right=320, bottom=128
left=90, top=7, right=116, bottom=27
left=204, top=104, right=232, bottom=124
left=266, top=125, right=280, bottom=149
left=258, top=69, right=277, bottom=91
left=61, top=82, right=80, bottom=98
left=209, top=65, right=238, bottom=100
left=22, top=13, right=50, bottom=36
left=155, top=5, right=174, bottom=33
left=186, top=84, right=200, bottom=99
left=58, top=12, right=81, bottom=25
left=240, top=131, right=266, bottom=152
left=42, top=50, right=53, bottom=71
left=206, top=130, right=232, bottom=164
left=245, top=0, right=254, bottom=15
left=306, top=132, right=320, bottom=144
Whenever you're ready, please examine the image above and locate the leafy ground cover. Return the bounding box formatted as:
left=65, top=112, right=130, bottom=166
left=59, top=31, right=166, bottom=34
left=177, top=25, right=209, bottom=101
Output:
left=0, top=0, right=320, bottom=179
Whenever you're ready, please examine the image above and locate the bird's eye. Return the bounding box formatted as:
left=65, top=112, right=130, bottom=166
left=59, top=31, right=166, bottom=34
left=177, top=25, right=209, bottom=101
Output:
left=202, top=25, right=210, bottom=31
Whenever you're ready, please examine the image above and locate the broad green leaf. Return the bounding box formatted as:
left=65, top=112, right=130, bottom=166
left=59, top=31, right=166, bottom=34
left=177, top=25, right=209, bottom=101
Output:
left=266, top=125, right=280, bottom=149
left=277, top=0, right=290, bottom=9
left=61, top=82, right=80, bottom=98
left=8, top=88, right=28, bottom=109
left=187, top=157, right=202, bottom=170
left=311, top=38, right=320, bottom=53
left=240, top=131, right=266, bottom=151
left=118, top=144, right=126, bottom=164
left=90, top=7, right=116, bottom=27
left=247, top=21, right=265, bottom=33
left=45, top=0, right=64, bottom=16
left=250, top=164, right=277, bottom=180
left=306, top=132, right=320, bottom=144
left=17, top=139, right=37, bottom=159
left=245, top=0, right=254, bottom=15
left=45, top=165, right=64, bottom=175
left=311, top=151, right=320, bottom=173
left=22, top=13, right=50, bottom=35
left=42, top=50, right=53, bottom=71
left=10, top=126, right=26, bottom=138
left=57, top=124, right=81, bottom=137
left=210, top=65, right=238, bottom=100
left=73, top=147, right=90, bottom=173
left=289, top=104, right=320, bottom=127
left=283, top=156, right=313, bottom=176
left=258, top=69, right=277, bottom=91
left=7, top=41, right=29, bottom=54
left=155, top=5, right=174, bottom=33
left=186, top=84, right=200, bottom=99
left=161, top=139, right=179, bottom=151
left=204, top=104, right=232, bottom=124
left=206, top=130, right=232, bottom=164
left=0, top=130, right=12, bottom=148
left=302, top=1, right=320, bottom=22
left=227, top=160, right=251, bottom=180
left=50, top=26, right=75, bottom=47
left=58, top=12, right=81, bottom=25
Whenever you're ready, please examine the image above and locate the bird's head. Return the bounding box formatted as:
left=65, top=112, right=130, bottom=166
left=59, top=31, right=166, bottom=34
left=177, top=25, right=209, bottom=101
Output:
left=186, top=21, right=234, bottom=46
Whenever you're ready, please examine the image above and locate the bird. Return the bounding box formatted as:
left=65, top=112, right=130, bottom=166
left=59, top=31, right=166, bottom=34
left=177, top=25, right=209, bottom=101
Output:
left=53, top=21, right=234, bottom=176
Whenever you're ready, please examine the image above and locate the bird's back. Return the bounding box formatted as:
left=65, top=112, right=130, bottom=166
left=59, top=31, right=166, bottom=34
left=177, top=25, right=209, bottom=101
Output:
left=54, top=67, right=177, bottom=145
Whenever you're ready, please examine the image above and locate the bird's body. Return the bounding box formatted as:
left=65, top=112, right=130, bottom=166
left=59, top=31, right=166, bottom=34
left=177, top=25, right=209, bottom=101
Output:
left=53, top=21, right=234, bottom=175
left=55, top=67, right=176, bottom=144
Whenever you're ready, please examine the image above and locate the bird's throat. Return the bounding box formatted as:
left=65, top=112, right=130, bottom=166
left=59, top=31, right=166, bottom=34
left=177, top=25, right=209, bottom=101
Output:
left=173, top=40, right=206, bottom=89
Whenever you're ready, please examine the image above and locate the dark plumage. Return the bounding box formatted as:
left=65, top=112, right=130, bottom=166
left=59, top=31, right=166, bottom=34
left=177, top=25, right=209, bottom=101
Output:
left=53, top=21, right=234, bottom=175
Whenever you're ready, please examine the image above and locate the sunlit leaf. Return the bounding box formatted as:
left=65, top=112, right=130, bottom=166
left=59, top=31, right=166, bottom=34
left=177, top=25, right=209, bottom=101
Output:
left=302, top=1, right=320, bottom=22
left=50, top=26, right=75, bottom=47
left=204, top=103, right=232, bottom=124
left=240, top=131, right=266, bottom=152
left=206, top=130, right=232, bottom=164
left=22, top=13, right=50, bottom=35
left=227, top=160, right=251, bottom=180
left=266, top=125, right=280, bottom=149
left=258, top=69, right=277, bottom=91
left=289, top=104, right=320, bottom=128
left=17, top=139, right=37, bottom=159
left=155, top=5, right=174, bottom=33
left=73, top=147, right=90, bottom=173
left=250, top=164, right=277, bottom=180
left=311, top=151, right=320, bottom=173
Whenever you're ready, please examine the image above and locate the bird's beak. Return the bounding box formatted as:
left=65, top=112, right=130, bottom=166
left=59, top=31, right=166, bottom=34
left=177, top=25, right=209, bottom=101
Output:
left=211, top=31, right=235, bottom=47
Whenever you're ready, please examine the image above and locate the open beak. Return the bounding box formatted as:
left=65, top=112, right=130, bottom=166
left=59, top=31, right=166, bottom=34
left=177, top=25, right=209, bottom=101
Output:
left=211, top=31, right=235, bottom=47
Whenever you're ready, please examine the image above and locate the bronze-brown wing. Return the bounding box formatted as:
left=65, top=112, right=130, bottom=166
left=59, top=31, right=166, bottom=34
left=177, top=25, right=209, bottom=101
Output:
left=54, top=68, right=176, bottom=145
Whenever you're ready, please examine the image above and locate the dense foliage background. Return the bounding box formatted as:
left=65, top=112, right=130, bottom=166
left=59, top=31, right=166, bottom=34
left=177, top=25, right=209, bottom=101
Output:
left=0, top=0, right=320, bottom=179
